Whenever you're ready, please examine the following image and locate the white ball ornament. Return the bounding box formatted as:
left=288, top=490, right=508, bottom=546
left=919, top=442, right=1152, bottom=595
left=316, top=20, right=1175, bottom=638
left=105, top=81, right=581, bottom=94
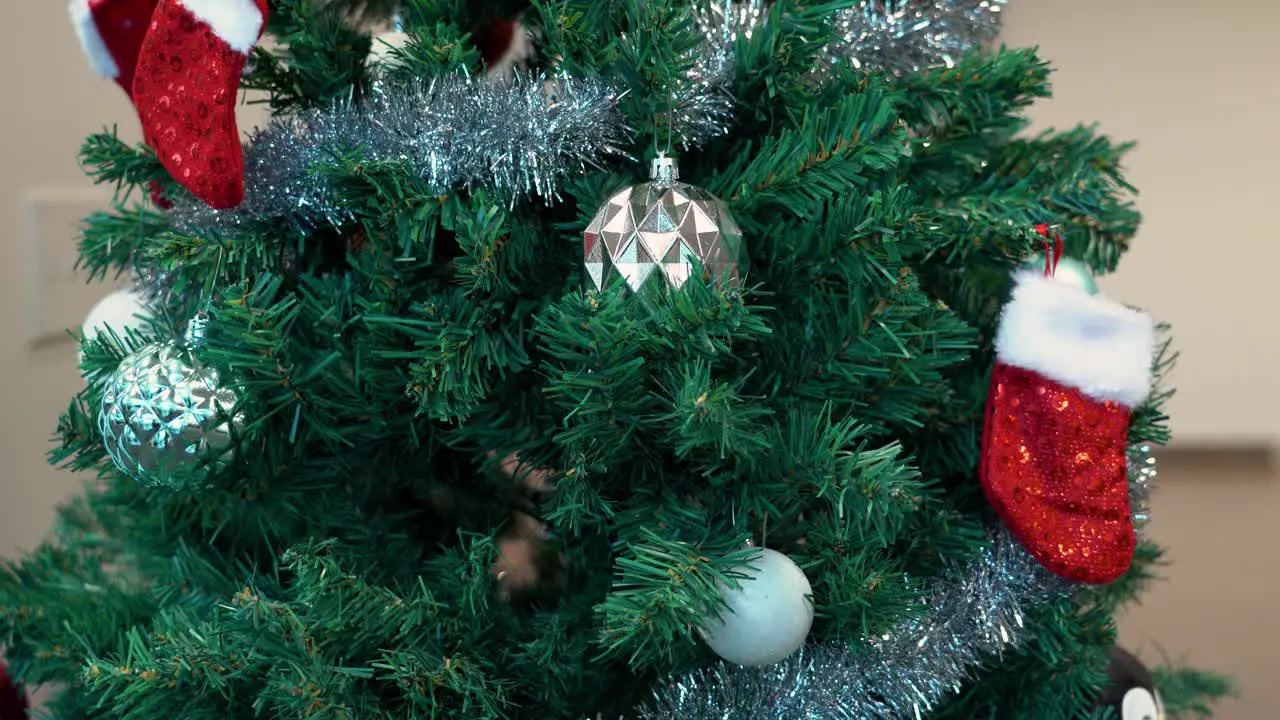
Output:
left=700, top=548, right=814, bottom=667
left=1122, top=688, right=1163, bottom=720
left=80, top=288, right=152, bottom=363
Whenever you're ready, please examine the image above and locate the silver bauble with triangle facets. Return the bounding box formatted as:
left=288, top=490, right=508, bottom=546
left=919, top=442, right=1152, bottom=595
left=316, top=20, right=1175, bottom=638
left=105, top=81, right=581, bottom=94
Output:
left=583, top=153, right=744, bottom=292
left=98, top=315, right=245, bottom=488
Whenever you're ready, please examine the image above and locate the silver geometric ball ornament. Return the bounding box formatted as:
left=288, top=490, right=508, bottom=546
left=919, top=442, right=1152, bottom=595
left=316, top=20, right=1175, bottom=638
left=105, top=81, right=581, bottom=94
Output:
left=584, top=153, right=745, bottom=293
left=98, top=315, right=245, bottom=488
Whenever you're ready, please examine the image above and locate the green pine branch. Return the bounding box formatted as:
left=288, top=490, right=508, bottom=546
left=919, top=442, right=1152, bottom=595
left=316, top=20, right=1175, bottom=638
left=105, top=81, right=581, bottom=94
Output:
left=709, top=85, right=906, bottom=219
left=251, top=0, right=382, bottom=112
left=593, top=518, right=756, bottom=669
left=1155, top=664, right=1234, bottom=719
left=78, top=131, right=170, bottom=197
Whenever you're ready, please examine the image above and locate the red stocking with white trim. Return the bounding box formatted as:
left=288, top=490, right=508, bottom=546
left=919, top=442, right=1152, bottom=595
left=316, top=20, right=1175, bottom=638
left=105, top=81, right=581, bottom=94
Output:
left=69, top=0, right=266, bottom=209
left=979, top=268, right=1156, bottom=584
left=131, top=0, right=267, bottom=209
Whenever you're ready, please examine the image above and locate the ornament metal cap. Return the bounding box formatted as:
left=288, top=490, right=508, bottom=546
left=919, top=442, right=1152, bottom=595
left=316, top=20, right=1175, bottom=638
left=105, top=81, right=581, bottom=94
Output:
left=650, top=152, right=679, bottom=185
left=185, top=312, right=211, bottom=345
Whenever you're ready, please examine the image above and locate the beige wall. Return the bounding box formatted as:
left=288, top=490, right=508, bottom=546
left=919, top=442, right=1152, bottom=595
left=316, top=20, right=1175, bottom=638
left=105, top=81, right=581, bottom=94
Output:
left=1119, top=453, right=1278, bottom=719
left=0, top=1, right=1274, bottom=718
left=0, top=2, right=125, bottom=562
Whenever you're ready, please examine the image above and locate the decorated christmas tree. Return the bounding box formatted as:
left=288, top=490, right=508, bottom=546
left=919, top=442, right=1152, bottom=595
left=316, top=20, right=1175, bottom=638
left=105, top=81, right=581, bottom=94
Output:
left=0, top=0, right=1230, bottom=718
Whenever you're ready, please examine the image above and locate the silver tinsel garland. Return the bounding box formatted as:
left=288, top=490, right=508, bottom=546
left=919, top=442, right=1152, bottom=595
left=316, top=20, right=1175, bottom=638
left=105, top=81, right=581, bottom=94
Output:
left=639, top=444, right=1158, bottom=719
left=825, top=0, right=1006, bottom=76
left=166, top=72, right=628, bottom=236
left=680, top=1, right=763, bottom=150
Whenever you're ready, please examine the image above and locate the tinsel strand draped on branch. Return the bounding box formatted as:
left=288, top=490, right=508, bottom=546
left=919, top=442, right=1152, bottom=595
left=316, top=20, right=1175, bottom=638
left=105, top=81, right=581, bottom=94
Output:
left=166, top=72, right=629, bottom=236
left=640, top=529, right=1065, bottom=720
left=1128, top=443, right=1157, bottom=532
left=694, top=0, right=1007, bottom=84
left=678, top=0, right=762, bottom=150
left=824, top=0, right=1007, bottom=76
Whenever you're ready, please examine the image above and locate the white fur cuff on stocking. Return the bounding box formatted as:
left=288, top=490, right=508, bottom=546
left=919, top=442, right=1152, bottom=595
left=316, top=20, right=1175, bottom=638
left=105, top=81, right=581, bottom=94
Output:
left=69, top=0, right=122, bottom=79
left=994, top=271, right=1156, bottom=408
left=181, top=0, right=264, bottom=53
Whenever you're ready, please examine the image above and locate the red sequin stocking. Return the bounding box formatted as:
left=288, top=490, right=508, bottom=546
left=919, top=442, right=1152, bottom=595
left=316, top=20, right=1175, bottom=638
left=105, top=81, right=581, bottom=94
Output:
left=131, top=0, right=267, bottom=209
left=979, top=271, right=1155, bottom=585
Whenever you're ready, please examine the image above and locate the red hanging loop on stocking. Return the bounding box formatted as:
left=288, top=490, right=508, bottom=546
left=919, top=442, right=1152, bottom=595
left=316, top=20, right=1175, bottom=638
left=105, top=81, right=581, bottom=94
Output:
left=1033, top=223, right=1063, bottom=277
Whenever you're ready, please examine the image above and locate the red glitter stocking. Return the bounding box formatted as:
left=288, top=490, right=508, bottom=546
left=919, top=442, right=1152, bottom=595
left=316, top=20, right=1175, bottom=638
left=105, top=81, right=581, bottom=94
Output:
left=979, top=270, right=1155, bottom=584
left=131, top=0, right=268, bottom=209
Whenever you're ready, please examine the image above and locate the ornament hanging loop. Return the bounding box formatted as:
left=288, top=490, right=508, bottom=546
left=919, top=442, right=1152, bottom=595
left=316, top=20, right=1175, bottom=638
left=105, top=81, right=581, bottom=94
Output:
left=651, top=91, right=680, bottom=185
left=665, top=88, right=676, bottom=156
left=1033, top=223, right=1063, bottom=278
left=204, top=243, right=228, bottom=307
left=730, top=500, right=756, bottom=549
left=186, top=244, right=228, bottom=347
left=651, top=153, right=679, bottom=185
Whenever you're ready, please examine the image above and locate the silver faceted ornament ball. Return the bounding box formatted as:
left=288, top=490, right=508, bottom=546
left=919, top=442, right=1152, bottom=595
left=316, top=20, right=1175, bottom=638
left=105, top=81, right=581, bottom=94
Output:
left=700, top=547, right=815, bottom=667
left=584, top=153, right=744, bottom=293
left=98, top=333, right=244, bottom=487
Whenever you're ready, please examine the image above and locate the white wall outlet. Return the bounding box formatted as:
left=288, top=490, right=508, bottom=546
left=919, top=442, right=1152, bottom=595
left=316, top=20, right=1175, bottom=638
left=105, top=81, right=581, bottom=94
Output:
left=23, top=188, right=127, bottom=348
